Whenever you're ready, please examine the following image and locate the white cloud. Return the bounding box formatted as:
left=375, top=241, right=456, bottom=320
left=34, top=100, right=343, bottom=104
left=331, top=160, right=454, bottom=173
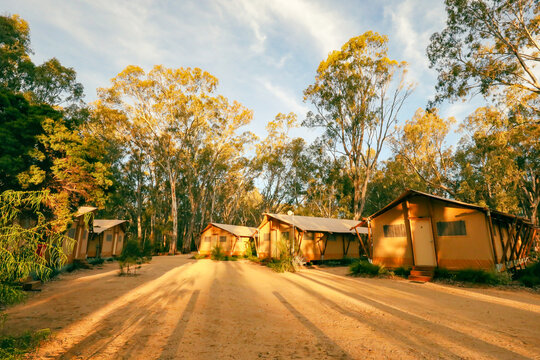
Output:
left=258, top=78, right=309, bottom=116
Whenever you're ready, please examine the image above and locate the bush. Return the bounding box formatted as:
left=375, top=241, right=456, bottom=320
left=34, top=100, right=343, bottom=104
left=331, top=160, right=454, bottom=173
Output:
left=392, top=267, right=411, bottom=278
left=87, top=257, right=104, bottom=266
left=515, top=262, right=540, bottom=287
left=118, top=240, right=144, bottom=276
left=210, top=245, right=225, bottom=261
left=0, top=284, right=25, bottom=307
left=433, top=267, right=453, bottom=279
left=0, top=329, right=51, bottom=360
left=267, top=257, right=295, bottom=273
left=434, top=267, right=511, bottom=285
left=349, top=260, right=383, bottom=276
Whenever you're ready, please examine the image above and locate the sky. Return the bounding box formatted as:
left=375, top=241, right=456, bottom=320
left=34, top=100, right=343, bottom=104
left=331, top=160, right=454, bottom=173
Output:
left=2, top=0, right=484, bottom=153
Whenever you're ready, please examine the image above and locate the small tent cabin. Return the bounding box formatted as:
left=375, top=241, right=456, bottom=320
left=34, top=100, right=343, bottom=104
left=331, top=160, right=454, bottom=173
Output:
left=353, top=190, right=537, bottom=271
left=198, top=223, right=257, bottom=256
left=65, top=206, right=97, bottom=264
left=89, top=220, right=128, bottom=258
left=257, top=213, right=368, bottom=261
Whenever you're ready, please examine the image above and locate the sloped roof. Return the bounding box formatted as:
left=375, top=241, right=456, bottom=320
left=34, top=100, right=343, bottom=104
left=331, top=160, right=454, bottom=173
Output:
left=208, top=223, right=257, bottom=237
left=367, top=189, right=533, bottom=224
left=93, top=219, right=127, bottom=234
left=264, top=213, right=368, bottom=234
left=75, top=206, right=98, bottom=217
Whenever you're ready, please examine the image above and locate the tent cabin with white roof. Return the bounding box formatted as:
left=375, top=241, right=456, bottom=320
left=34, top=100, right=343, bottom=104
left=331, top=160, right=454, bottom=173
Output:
left=256, top=213, right=368, bottom=261
left=198, top=223, right=257, bottom=256
left=89, top=219, right=128, bottom=258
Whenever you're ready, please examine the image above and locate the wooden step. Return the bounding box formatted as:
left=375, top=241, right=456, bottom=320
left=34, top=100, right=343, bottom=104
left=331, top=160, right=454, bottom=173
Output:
left=408, top=275, right=432, bottom=283
left=22, top=280, right=41, bottom=291
left=410, top=269, right=434, bottom=277
left=412, top=265, right=436, bottom=271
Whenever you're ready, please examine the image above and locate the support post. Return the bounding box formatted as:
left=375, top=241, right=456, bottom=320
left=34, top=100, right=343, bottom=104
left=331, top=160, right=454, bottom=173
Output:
left=402, top=201, right=415, bottom=266
left=486, top=210, right=499, bottom=266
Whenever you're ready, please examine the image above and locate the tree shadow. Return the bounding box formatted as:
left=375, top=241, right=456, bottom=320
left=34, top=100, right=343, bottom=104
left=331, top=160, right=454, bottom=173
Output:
left=158, top=289, right=200, bottom=360
left=295, top=272, right=533, bottom=359
left=272, top=291, right=352, bottom=360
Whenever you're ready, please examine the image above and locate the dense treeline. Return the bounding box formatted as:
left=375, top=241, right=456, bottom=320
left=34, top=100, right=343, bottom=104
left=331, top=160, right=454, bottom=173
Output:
left=1, top=0, right=538, bottom=258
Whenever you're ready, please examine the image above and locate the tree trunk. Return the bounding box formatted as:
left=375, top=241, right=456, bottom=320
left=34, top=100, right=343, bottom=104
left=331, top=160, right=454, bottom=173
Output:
left=169, top=171, right=178, bottom=255
left=353, top=171, right=361, bottom=220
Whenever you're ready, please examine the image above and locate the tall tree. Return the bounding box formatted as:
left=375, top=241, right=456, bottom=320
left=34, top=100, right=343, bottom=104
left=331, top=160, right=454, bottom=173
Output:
left=392, top=108, right=457, bottom=197
left=427, top=0, right=540, bottom=109
left=304, top=32, right=413, bottom=219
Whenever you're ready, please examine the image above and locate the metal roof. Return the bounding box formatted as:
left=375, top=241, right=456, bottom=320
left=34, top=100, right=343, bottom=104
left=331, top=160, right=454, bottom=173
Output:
left=264, top=213, right=368, bottom=234
left=367, top=189, right=533, bottom=224
left=93, top=219, right=128, bottom=234
left=208, top=223, right=257, bottom=237
left=75, top=206, right=97, bottom=217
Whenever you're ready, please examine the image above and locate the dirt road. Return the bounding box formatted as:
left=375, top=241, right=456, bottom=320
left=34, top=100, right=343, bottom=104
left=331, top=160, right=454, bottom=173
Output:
left=3, top=255, right=540, bottom=359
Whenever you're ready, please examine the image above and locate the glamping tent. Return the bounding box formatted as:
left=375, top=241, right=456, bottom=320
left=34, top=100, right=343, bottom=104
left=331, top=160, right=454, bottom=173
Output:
left=257, top=213, right=368, bottom=261
left=352, top=190, right=537, bottom=271
left=89, top=220, right=128, bottom=258
left=198, top=223, right=257, bottom=256
left=65, top=206, right=97, bottom=263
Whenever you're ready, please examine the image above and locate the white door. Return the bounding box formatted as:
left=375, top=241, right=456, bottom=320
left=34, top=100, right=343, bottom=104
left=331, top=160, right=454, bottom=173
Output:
left=411, top=218, right=437, bottom=266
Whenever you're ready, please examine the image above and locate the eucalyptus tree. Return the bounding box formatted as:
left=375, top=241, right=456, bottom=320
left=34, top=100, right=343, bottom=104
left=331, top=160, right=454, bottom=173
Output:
left=304, top=32, right=414, bottom=219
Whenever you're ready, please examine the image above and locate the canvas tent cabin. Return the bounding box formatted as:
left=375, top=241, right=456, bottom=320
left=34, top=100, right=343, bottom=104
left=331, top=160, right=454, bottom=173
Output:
left=64, top=206, right=97, bottom=264
left=89, top=220, right=128, bottom=258
left=354, top=190, right=537, bottom=271
left=256, top=213, right=368, bottom=261
left=198, top=223, right=257, bottom=256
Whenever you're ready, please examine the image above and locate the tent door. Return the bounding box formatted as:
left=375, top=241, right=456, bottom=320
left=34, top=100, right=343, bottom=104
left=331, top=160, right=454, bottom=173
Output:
left=411, top=218, right=437, bottom=266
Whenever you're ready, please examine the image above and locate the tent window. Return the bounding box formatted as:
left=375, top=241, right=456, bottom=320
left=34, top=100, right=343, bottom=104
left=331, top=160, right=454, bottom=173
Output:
left=281, top=231, right=289, bottom=241
left=263, top=233, right=270, bottom=242
left=118, top=234, right=124, bottom=243
left=106, top=234, right=113, bottom=242
left=437, top=220, right=466, bottom=236
left=328, top=234, right=337, bottom=241
left=304, top=232, right=314, bottom=240
left=204, top=236, right=211, bottom=242
left=68, top=228, right=76, bottom=239
left=219, top=236, right=227, bottom=242
left=383, top=224, right=406, bottom=237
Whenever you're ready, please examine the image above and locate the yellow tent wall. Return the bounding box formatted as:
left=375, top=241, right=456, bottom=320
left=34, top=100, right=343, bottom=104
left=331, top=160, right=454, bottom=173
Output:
left=372, top=196, right=495, bottom=270
left=256, top=215, right=359, bottom=261
left=198, top=225, right=250, bottom=256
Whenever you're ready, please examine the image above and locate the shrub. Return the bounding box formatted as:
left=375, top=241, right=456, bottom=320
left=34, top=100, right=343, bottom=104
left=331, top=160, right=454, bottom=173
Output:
left=433, top=267, right=452, bottom=279
left=453, top=268, right=499, bottom=285
left=392, top=267, right=411, bottom=278
left=87, top=257, right=104, bottom=266
left=0, top=284, right=25, bottom=307
left=210, top=245, right=225, bottom=261
left=349, top=260, right=383, bottom=276
left=0, top=328, right=51, bottom=360
left=118, top=240, right=144, bottom=276
left=267, top=257, right=295, bottom=273
left=515, top=262, right=540, bottom=287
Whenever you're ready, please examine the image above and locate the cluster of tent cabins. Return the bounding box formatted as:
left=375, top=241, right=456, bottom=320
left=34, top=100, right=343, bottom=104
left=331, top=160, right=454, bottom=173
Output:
left=63, top=206, right=127, bottom=264
left=198, top=190, right=538, bottom=272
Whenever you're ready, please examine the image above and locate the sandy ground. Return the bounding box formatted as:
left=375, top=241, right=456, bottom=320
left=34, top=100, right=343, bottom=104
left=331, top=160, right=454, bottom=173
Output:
left=2, top=255, right=540, bottom=360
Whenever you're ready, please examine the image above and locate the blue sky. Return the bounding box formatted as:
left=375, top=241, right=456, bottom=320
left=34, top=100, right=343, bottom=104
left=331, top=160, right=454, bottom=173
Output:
left=3, top=0, right=483, bottom=153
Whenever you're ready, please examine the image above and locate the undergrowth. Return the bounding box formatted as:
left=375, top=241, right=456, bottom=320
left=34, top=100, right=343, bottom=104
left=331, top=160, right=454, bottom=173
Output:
left=349, top=260, right=387, bottom=276
left=433, top=267, right=511, bottom=285
left=0, top=329, right=51, bottom=359
left=514, top=261, right=540, bottom=288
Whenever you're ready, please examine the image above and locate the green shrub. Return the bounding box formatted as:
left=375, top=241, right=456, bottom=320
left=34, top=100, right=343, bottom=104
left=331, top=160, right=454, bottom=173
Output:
left=515, top=262, right=540, bottom=287
left=118, top=240, right=144, bottom=276
left=0, top=284, right=25, bottom=307
left=87, top=257, right=104, bottom=266
left=0, top=328, right=51, bottom=359
left=433, top=267, right=453, bottom=279
left=267, top=257, right=295, bottom=273
left=392, top=267, right=411, bottom=278
left=349, top=260, right=383, bottom=276
left=454, top=268, right=499, bottom=284
left=210, top=245, right=225, bottom=261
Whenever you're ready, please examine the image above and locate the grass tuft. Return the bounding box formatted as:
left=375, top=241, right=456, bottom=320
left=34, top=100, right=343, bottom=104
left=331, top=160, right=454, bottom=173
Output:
left=349, top=260, right=384, bottom=276
left=0, top=329, right=51, bottom=359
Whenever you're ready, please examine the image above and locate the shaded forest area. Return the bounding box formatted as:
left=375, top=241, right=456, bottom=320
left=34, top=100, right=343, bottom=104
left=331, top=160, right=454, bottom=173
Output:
left=1, top=0, right=538, bottom=258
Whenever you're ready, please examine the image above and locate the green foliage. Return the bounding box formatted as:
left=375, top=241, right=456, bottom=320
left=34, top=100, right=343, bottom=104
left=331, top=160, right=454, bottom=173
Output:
left=210, top=245, right=225, bottom=261
left=349, top=260, right=384, bottom=276
left=0, top=190, right=76, bottom=306
left=434, top=267, right=512, bottom=285
left=87, top=257, right=104, bottom=266
left=118, top=239, right=143, bottom=276
left=0, top=328, right=51, bottom=360
left=0, top=284, right=25, bottom=307
left=427, top=0, right=539, bottom=107
left=266, top=257, right=295, bottom=273
left=392, top=267, right=411, bottom=278
left=515, top=262, right=540, bottom=288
